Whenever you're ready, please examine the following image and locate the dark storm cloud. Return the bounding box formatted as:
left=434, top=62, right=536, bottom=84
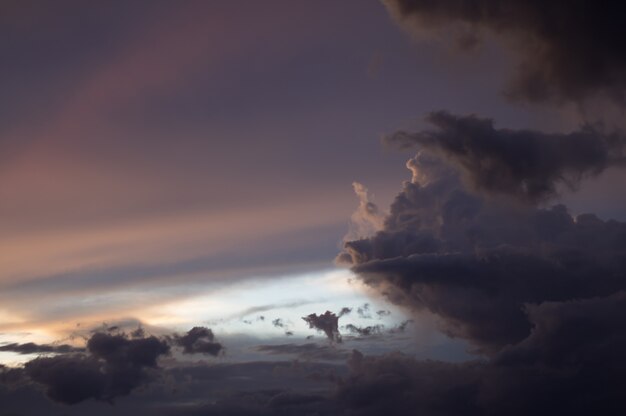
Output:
left=0, top=342, right=84, bottom=355
left=384, top=0, right=626, bottom=103
left=23, top=331, right=170, bottom=404
left=386, top=111, right=626, bottom=203
left=340, top=121, right=626, bottom=353
left=302, top=311, right=342, bottom=343
left=335, top=293, right=626, bottom=416
left=172, top=327, right=223, bottom=356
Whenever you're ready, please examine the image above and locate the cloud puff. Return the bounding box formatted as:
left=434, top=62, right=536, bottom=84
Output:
left=386, top=111, right=625, bottom=203
left=23, top=331, right=170, bottom=404
left=384, top=0, right=626, bottom=103
left=172, top=327, right=224, bottom=356
left=302, top=311, right=342, bottom=343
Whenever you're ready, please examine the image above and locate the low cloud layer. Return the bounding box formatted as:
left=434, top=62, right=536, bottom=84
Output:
left=384, top=0, right=626, bottom=103
left=0, top=326, right=226, bottom=406
left=0, top=342, right=84, bottom=355
left=23, top=332, right=170, bottom=404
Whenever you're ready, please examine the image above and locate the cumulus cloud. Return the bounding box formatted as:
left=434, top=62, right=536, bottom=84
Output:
left=340, top=117, right=626, bottom=355
left=347, top=182, right=385, bottom=240
left=384, top=0, right=626, bottom=103
left=23, top=331, right=170, bottom=404
left=172, top=327, right=224, bottom=356
left=302, top=311, right=342, bottom=343
left=386, top=111, right=626, bottom=203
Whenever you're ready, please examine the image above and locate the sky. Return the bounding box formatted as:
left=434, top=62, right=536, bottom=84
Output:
left=1, top=1, right=626, bottom=415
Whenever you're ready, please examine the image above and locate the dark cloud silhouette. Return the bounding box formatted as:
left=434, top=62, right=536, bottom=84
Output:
left=386, top=111, right=626, bottom=203
left=272, top=318, right=286, bottom=328
left=384, top=0, right=626, bottom=103
left=172, top=327, right=223, bottom=356
left=338, top=307, right=352, bottom=317
left=340, top=126, right=626, bottom=354
left=376, top=309, right=391, bottom=317
left=388, top=320, right=412, bottom=334
left=356, top=303, right=372, bottom=319
left=23, top=331, right=170, bottom=404
left=0, top=342, right=84, bottom=355
left=302, top=311, right=342, bottom=343
left=344, top=324, right=384, bottom=337
left=336, top=293, right=626, bottom=416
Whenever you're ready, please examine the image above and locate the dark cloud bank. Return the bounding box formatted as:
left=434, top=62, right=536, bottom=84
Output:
left=384, top=0, right=626, bottom=104
left=0, top=327, right=224, bottom=406
left=336, top=110, right=626, bottom=413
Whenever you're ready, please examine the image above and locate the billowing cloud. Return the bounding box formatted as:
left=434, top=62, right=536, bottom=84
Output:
left=386, top=111, right=625, bottom=203
left=172, top=327, right=223, bottom=356
left=347, top=182, right=385, bottom=240
left=340, top=117, right=626, bottom=355
left=23, top=331, right=170, bottom=404
left=384, top=0, right=626, bottom=103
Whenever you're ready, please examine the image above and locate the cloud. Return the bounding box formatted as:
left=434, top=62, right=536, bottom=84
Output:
left=272, top=319, right=286, bottom=328
left=384, top=0, right=626, bottom=103
left=340, top=119, right=626, bottom=354
left=356, top=303, right=372, bottom=319
left=346, top=182, right=385, bottom=240
left=386, top=111, right=625, bottom=203
left=256, top=343, right=350, bottom=361
left=172, top=327, right=223, bottom=356
left=0, top=342, right=84, bottom=355
left=336, top=293, right=626, bottom=416
left=302, top=311, right=342, bottom=343
left=344, top=324, right=384, bottom=337
left=23, top=331, right=170, bottom=404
